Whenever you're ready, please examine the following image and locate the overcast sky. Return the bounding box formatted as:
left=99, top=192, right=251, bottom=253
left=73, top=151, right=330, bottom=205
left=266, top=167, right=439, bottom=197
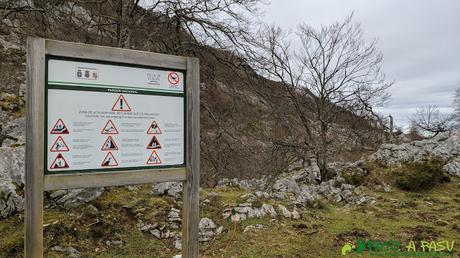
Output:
left=261, top=0, right=460, bottom=129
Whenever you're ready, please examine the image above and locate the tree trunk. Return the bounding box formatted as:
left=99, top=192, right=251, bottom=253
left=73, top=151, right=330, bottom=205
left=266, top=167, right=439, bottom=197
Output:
left=118, top=25, right=131, bottom=48
left=318, top=122, right=329, bottom=182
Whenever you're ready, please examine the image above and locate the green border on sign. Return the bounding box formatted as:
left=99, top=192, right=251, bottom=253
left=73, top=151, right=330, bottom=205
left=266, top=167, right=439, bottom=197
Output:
left=48, top=81, right=184, bottom=94
left=44, top=55, right=187, bottom=175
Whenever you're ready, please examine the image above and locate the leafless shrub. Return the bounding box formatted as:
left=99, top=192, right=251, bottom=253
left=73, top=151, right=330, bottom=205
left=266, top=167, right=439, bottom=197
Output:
left=410, top=105, right=454, bottom=137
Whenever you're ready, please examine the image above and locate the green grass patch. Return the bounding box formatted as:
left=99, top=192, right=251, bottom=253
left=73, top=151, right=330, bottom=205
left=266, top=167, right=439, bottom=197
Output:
left=0, top=178, right=459, bottom=257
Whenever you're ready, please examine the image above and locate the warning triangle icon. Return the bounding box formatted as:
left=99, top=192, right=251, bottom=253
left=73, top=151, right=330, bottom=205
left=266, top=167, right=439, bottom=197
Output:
left=101, top=120, right=119, bottom=134
left=112, top=95, right=131, bottom=112
left=101, top=136, right=119, bottom=151
left=147, top=136, right=162, bottom=149
left=50, top=119, right=69, bottom=134
left=50, top=153, right=69, bottom=169
left=146, top=150, right=162, bottom=165
left=147, top=121, right=162, bottom=134
left=101, top=152, right=118, bottom=167
left=50, top=136, right=70, bottom=152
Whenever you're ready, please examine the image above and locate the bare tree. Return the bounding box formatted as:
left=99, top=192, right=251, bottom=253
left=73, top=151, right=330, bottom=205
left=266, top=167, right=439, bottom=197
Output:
left=409, top=105, right=454, bottom=136
left=56, top=0, right=263, bottom=50
left=2, top=0, right=262, bottom=51
left=0, top=0, right=44, bottom=23
left=249, top=15, right=391, bottom=181
left=406, top=122, right=424, bottom=141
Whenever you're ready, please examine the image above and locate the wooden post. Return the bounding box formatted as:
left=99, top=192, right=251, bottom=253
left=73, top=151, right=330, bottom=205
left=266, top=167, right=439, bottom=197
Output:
left=389, top=115, right=394, bottom=142
left=182, top=57, right=200, bottom=258
left=25, top=37, right=45, bottom=258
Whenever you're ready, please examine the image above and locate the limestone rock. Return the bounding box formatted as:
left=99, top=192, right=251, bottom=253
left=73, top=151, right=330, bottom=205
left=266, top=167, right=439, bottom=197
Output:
left=254, top=191, right=270, bottom=199
left=443, top=158, right=460, bottom=177
left=168, top=207, right=182, bottom=225
left=223, top=203, right=276, bottom=222
left=151, top=229, right=161, bottom=239
left=277, top=204, right=300, bottom=219
left=199, top=218, right=217, bottom=242
left=152, top=182, right=183, bottom=198
left=369, top=132, right=460, bottom=167
left=105, top=240, right=123, bottom=246
left=273, top=178, right=301, bottom=194
left=243, top=224, right=265, bottom=233
left=240, top=193, right=257, bottom=202
left=49, top=188, right=104, bottom=209
left=216, top=177, right=269, bottom=191
left=51, top=246, right=81, bottom=258
left=0, top=147, right=25, bottom=218
left=1, top=117, right=25, bottom=146
left=173, top=239, right=182, bottom=250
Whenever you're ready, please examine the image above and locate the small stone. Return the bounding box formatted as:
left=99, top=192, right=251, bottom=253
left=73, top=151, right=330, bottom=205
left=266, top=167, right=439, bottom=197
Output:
left=260, top=204, right=277, bottom=217
left=51, top=246, right=80, bottom=258
left=140, top=223, right=155, bottom=232
left=277, top=204, right=300, bottom=219
left=199, top=218, right=217, bottom=242
left=240, top=193, right=257, bottom=202
left=243, top=224, right=265, bottom=233
left=199, top=217, right=216, bottom=230
left=105, top=240, right=123, bottom=246
left=168, top=208, right=181, bottom=222
left=271, top=192, right=287, bottom=200
left=126, top=185, right=139, bottom=191
left=174, top=239, right=182, bottom=250
left=150, top=229, right=161, bottom=239
left=355, top=196, right=367, bottom=205
left=216, top=226, right=224, bottom=235
left=231, top=213, right=246, bottom=222
left=254, top=191, right=270, bottom=199
left=86, top=204, right=99, bottom=215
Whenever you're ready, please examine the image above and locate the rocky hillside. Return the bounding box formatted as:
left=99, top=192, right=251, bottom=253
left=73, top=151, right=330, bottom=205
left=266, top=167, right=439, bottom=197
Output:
left=0, top=0, right=387, bottom=186
left=1, top=131, right=460, bottom=256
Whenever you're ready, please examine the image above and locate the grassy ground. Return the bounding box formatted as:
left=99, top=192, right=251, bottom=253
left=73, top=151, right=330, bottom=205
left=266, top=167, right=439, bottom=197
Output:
left=0, top=178, right=459, bottom=258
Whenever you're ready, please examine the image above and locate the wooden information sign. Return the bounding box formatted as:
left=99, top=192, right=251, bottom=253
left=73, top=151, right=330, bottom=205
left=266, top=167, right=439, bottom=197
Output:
left=26, top=37, right=200, bottom=258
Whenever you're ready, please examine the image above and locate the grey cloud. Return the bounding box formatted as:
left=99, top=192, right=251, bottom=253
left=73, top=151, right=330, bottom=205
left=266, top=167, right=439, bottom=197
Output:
left=262, top=0, right=460, bottom=128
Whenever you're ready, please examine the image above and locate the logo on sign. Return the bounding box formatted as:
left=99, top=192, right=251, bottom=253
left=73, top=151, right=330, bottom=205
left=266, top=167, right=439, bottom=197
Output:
left=147, top=72, right=160, bottom=86
left=76, top=67, right=98, bottom=81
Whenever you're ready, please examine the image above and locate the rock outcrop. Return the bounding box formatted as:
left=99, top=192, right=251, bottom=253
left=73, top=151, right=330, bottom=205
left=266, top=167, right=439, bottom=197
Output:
left=369, top=131, right=460, bottom=177
left=1, top=116, right=25, bottom=147
left=48, top=188, right=105, bottom=209
left=0, top=145, right=105, bottom=217
left=152, top=182, right=183, bottom=198
left=0, top=147, right=25, bottom=218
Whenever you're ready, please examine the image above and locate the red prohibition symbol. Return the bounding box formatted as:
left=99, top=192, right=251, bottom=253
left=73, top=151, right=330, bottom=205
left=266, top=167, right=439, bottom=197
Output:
left=167, top=72, right=180, bottom=85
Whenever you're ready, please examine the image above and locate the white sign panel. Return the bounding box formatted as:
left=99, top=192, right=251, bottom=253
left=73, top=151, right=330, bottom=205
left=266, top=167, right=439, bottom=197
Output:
left=46, top=58, right=185, bottom=173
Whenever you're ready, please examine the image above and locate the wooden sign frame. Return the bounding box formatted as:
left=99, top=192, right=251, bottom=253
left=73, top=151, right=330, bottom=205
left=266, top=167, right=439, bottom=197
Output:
left=25, top=37, right=200, bottom=258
